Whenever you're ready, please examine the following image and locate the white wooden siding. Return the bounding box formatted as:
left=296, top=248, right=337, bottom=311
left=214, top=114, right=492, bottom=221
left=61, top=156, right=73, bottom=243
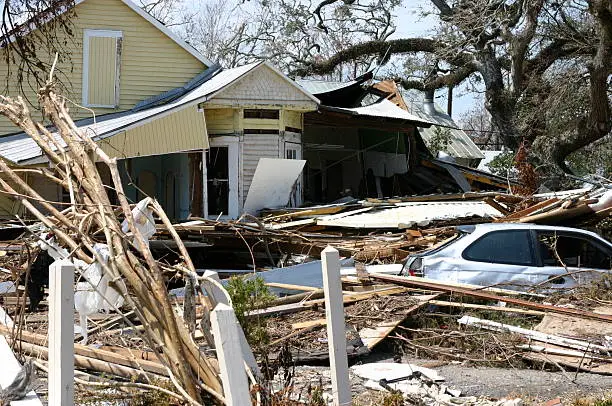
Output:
left=211, top=66, right=317, bottom=108
left=241, top=134, right=281, bottom=206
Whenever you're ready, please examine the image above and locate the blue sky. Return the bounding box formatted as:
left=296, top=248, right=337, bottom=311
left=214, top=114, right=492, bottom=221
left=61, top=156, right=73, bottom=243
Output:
left=177, top=0, right=481, bottom=120
left=389, top=0, right=480, bottom=120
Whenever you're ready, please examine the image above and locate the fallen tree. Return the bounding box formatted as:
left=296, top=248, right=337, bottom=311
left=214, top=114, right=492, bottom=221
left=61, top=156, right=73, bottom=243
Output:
left=0, top=80, right=224, bottom=404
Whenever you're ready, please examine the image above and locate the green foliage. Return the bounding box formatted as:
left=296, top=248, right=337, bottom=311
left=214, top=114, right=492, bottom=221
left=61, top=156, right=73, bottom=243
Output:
left=486, top=151, right=515, bottom=177
left=308, top=386, right=326, bottom=406
left=565, top=135, right=612, bottom=178
left=425, top=126, right=452, bottom=155
left=382, top=391, right=405, bottom=406
left=225, top=275, right=274, bottom=348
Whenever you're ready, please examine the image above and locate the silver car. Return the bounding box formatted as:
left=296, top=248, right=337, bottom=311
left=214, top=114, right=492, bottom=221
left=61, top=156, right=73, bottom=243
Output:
left=401, top=223, right=612, bottom=291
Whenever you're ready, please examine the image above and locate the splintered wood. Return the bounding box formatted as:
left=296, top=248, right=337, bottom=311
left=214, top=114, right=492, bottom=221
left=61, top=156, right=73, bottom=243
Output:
left=0, top=83, right=222, bottom=403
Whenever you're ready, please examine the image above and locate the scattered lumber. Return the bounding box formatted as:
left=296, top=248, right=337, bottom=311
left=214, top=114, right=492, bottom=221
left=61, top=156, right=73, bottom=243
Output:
left=458, top=316, right=611, bottom=354
left=428, top=300, right=545, bottom=316
left=369, top=274, right=612, bottom=322
left=0, top=325, right=168, bottom=376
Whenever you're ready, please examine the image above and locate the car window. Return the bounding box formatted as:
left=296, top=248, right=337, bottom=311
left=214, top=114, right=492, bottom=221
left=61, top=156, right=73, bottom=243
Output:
left=537, top=232, right=611, bottom=270
left=463, top=230, right=534, bottom=266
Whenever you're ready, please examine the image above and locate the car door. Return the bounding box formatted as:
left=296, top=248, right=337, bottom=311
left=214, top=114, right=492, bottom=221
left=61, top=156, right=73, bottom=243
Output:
left=452, top=229, right=541, bottom=289
left=534, top=230, right=612, bottom=289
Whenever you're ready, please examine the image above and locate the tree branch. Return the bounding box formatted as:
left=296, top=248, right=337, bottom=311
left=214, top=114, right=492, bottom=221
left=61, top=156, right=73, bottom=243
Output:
left=291, top=38, right=440, bottom=76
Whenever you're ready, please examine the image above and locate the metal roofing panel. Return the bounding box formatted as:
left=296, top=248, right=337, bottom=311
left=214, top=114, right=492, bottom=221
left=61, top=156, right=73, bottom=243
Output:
left=328, top=99, right=434, bottom=126
left=419, top=125, right=484, bottom=159
left=316, top=201, right=502, bottom=229
left=295, top=79, right=360, bottom=95
left=0, top=63, right=264, bottom=164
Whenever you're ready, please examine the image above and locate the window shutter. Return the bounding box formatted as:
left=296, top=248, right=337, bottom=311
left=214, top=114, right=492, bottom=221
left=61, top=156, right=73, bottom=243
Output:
left=83, top=30, right=122, bottom=107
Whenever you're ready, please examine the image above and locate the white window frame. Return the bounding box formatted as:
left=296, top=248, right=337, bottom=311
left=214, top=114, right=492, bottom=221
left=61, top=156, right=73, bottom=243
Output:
left=82, top=29, right=123, bottom=108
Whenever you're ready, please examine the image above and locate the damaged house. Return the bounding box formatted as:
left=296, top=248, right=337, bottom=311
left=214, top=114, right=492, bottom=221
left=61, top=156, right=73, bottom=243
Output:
left=0, top=0, right=318, bottom=220
left=296, top=77, right=509, bottom=203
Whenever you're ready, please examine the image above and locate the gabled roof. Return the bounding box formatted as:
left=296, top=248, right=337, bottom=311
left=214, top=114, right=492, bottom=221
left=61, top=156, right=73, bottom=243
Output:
left=0, top=61, right=319, bottom=165
left=1, top=0, right=213, bottom=67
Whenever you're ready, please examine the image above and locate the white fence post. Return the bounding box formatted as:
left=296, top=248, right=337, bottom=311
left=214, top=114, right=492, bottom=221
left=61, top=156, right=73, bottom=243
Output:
left=48, top=260, right=75, bottom=406
left=211, top=303, right=251, bottom=406
left=321, top=246, right=351, bottom=406
left=202, top=270, right=263, bottom=381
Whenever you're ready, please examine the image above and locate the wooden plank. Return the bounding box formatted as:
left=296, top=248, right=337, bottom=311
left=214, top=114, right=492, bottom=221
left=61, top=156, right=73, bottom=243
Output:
left=265, top=282, right=319, bottom=292
left=265, top=218, right=316, bottom=230
left=370, top=274, right=612, bottom=323
left=359, top=294, right=440, bottom=350
left=499, top=198, right=559, bottom=221
left=211, top=304, right=251, bottom=406
left=428, top=300, right=545, bottom=316
left=370, top=274, right=543, bottom=297
left=459, top=315, right=611, bottom=353
left=48, top=260, right=74, bottom=406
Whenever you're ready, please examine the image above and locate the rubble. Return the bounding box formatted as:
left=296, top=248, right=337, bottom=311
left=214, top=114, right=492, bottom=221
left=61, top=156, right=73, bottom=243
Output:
left=0, top=86, right=610, bottom=405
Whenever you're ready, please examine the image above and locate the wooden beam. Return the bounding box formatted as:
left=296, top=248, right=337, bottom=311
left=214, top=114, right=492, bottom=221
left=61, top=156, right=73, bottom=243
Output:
left=369, top=274, right=612, bottom=323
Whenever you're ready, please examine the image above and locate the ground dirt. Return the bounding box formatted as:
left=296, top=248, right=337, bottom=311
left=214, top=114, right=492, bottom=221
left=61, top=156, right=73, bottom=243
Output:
left=286, top=352, right=612, bottom=405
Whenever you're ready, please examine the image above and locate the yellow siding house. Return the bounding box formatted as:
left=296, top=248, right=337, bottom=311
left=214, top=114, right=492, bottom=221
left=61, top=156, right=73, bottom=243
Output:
left=0, top=0, right=319, bottom=219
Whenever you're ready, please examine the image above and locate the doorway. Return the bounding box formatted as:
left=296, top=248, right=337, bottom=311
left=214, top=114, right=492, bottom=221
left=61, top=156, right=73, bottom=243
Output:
left=206, top=137, right=239, bottom=218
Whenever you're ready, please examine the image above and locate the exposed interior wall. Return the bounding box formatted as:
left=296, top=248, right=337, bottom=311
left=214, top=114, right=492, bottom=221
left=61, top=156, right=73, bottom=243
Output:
left=303, top=125, right=412, bottom=203
left=118, top=152, right=192, bottom=220
left=0, top=0, right=207, bottom=136
left=204, top=106, right=307, bottom=216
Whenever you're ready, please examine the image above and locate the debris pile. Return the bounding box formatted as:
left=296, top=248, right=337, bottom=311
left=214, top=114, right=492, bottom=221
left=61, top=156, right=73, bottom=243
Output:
left=0, top=84, right=610, bottom=405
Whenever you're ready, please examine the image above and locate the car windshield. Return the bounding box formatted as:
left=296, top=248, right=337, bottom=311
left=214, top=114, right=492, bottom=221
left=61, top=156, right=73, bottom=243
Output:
left=417, top=232, right=465, bottom=256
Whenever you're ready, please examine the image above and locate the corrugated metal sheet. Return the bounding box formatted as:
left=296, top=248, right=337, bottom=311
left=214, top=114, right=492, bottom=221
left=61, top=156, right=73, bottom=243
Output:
left=401, top=90, right=484, bottom=160
left=326, top=99, right=434, bottom=126
left=295, top=78, right=361, bottom=95
left=316, top=201, right=502, bottom=229
left=241, top=134, right=281, bottom=204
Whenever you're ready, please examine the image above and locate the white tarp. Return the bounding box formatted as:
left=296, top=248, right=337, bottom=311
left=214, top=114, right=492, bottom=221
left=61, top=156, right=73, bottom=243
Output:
left=243, top=158, right=306, bottom=215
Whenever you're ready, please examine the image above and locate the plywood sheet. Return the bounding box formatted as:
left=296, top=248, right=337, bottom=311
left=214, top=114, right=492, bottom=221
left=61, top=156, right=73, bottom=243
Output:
left=243, top=158, right=306, bottom=215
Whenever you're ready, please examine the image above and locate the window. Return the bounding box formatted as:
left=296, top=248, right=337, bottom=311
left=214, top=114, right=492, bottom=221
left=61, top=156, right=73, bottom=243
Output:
left=286, top=149, right=297, bottom=159
left=463, top=230, right=534, bottom=266
left=243, top=109, right=279, bottom=119
left=82, top=30, right=122, bottom=108
left=537, top=232, right=611, bottom=270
